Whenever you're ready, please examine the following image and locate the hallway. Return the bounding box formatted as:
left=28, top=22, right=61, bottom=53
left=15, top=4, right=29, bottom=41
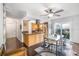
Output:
left=5, top=37, right=22, bottom=53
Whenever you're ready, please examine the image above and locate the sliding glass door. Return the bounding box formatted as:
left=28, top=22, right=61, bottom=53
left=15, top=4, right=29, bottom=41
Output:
left=54, top=23, right=70, bottom=40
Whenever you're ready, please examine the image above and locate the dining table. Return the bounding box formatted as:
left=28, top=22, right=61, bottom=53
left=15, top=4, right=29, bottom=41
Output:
left=45, top=35, right=63, bottom=56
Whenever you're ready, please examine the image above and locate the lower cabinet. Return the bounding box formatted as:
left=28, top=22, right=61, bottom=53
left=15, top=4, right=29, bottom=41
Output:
left=23, top=33, right=44, bottom=56
left=27, top=43, right=42, bottom=56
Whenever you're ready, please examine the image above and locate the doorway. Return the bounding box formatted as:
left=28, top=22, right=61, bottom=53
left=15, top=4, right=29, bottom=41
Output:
left=5, top=17, right=22, bottom=53
left=54, top=22, right=71, bottom=43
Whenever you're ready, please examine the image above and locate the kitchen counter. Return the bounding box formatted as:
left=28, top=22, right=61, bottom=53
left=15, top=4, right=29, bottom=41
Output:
left=23, top=31, right=44, bottom=56
left=22, top=31, right=44, bottom=35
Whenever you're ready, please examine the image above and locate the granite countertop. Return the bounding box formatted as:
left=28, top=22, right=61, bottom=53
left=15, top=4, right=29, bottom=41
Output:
left=22, top=31, right=28, bottom=33
left=23, top=32, right=43, bottom=35
left=22, top=31, right=43, bottom=35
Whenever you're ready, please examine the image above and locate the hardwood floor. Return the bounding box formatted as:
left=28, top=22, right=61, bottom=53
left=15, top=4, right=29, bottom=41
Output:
left=72, top=42, right=79, bottom=55
left=58, top=40, right=79, bottom=56
left=5, top=37, right=22, bottom=53
left=35, top=40, right=79, bottom=56
left=5, top=38, right=79, bottom=56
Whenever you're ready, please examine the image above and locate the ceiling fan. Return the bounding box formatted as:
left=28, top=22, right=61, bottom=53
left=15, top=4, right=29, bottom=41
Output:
left=41, top=8, right=64, bottom=18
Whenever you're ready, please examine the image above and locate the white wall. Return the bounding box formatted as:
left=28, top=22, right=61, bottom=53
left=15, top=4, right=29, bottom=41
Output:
left=6, top=17, right=17, bottom=38
left=71, top=16, right=79, bottom=43
left=0, top=4, right=3, bottom=47
left=6, top=17, right=21, bottom=41
left=17, top=19, right=22, bottom=41
left=51, top=14, right=79, bottom=43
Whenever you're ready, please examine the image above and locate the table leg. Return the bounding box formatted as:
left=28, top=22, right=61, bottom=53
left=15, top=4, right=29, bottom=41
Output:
left=56, top=41, right=58, bottom=56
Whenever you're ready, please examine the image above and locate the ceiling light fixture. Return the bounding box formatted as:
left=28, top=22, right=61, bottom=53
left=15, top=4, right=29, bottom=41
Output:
left=48, top=14, right=53, bottom=17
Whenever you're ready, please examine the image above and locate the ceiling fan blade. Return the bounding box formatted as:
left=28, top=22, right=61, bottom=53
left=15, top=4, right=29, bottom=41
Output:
left=45, top=8, right=54, bottom=13
left=49, top=8, right=54, bottom=13
left=54, top=9, right=64, bottom=13
left=40, top=14, right=49, bottom=16
left=54, top=14, right=61, bottom=16
left=44, top=9, right=49, bottom=13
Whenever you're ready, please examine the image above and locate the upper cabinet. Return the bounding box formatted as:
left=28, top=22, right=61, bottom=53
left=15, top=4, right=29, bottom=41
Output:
left=32, top=23, right=43, bottom=32
left=22, top=19, right=48, bottom=35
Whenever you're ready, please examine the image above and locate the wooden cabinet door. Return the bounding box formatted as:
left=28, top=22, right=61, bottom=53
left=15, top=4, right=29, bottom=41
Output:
left=24, top=34, right=44, bottom=47
left=36, top=34, right=40, bottom=44
left=39, top=34, right=44, bottom=42
left=24, top=34, right=29, bottom=46
left=28, top=35, right=36, bottom=47
left=36, top=34, right=44, bottom=44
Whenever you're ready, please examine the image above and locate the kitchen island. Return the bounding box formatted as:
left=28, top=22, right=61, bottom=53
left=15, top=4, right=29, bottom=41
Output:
left=23, top=32, right=44, bottom=56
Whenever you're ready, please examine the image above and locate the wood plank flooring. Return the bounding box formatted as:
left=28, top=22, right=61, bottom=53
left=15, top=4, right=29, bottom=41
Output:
left=5, top=37, right=22, bottom=53
left=5, top=38, right=79, bottom=56
left=72, top=42, right=79, bottom=55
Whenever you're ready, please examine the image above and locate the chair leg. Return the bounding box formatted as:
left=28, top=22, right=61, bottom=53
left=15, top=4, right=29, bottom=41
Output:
left=49, top=45, right=54, bottom=53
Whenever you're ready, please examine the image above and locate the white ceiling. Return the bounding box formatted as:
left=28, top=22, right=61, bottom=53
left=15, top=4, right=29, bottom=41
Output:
left=5, top=3, right=79, bottom=20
